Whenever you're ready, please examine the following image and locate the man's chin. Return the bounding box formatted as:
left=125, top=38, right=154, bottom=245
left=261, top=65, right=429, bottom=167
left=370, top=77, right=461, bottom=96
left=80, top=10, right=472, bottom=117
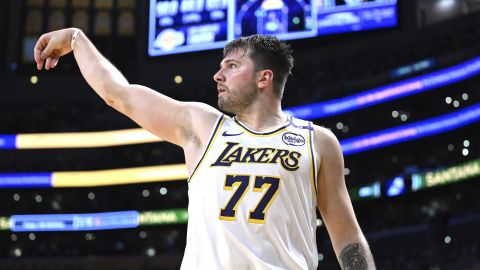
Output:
left=218, top=101, right=233, bottom=114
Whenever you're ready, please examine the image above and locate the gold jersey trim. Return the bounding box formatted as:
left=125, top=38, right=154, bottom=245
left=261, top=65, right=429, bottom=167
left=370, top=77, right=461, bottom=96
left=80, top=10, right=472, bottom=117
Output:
left=307, top=121, right=318, bottom=196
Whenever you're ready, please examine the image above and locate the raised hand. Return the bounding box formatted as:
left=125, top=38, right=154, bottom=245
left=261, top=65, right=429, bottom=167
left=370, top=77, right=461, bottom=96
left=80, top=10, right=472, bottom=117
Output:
left=34, top=28, right=77, bottom=70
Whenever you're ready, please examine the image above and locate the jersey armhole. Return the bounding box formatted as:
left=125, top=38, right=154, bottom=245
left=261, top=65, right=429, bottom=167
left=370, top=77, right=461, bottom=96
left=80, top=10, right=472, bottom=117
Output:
left=307, top=121, right=318, bottom=196
left=187, top=114, right=226, bottom=184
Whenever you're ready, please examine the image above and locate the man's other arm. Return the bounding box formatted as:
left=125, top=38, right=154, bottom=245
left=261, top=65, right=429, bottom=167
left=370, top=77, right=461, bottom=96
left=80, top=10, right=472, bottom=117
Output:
left=314, top=126, right=376, bottom=270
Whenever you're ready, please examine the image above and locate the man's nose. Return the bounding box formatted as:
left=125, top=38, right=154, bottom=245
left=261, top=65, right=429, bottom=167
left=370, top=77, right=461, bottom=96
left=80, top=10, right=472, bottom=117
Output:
left=213, top=70, right=225, bottom=82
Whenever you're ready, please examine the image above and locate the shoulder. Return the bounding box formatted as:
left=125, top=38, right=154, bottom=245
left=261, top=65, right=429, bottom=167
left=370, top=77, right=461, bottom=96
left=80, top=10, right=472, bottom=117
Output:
left=311, top=124, right=340, bottom=147
left=181, top=102, right=223, bottom=147
left=311, top=124, right=343, bottom=159
left=185, top=101, right=222, bottom=118
left=184, top=102, right=223, bottom=128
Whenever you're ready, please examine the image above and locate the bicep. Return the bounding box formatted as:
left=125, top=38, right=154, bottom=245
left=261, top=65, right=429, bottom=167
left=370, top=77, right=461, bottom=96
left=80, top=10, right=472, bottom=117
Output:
left=113, top=84, right=219, bottom=147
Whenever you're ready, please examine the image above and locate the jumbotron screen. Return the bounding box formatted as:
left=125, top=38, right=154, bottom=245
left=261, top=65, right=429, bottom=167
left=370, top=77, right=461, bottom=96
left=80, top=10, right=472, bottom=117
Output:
left=148, top=0, right=398, bottom=57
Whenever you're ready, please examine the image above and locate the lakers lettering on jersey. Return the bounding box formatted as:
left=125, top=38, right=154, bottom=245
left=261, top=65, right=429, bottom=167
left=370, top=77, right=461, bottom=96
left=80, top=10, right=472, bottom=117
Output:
left=181, top=114, right=320, bottom=270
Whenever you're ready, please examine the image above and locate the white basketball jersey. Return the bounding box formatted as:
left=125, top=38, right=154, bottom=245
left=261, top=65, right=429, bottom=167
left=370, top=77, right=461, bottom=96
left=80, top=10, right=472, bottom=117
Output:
left=181, top=114, right=319, bottom=270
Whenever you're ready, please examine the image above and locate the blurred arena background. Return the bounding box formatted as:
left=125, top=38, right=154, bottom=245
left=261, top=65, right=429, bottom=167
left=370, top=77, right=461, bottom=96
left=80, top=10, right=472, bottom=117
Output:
left=0, top=0, right=479, bottom=269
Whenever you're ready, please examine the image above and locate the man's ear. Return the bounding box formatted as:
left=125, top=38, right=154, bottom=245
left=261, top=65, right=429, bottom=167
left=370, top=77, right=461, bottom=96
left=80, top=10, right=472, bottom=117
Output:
left=257, top=69, right=274, bottom=89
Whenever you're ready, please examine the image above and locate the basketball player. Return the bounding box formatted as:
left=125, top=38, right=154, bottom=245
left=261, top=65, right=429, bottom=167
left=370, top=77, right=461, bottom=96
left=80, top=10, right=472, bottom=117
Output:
left=34, top=28, right=375, bottom=269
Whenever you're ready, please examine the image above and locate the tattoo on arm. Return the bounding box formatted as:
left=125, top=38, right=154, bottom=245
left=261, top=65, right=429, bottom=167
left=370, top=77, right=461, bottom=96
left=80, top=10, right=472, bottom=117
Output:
left=340, top=243, right=368, bottom=270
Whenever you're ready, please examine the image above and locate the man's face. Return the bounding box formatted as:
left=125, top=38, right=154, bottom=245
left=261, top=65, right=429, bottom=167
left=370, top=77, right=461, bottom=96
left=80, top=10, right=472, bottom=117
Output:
left=213, top=49, right=259, bottom=114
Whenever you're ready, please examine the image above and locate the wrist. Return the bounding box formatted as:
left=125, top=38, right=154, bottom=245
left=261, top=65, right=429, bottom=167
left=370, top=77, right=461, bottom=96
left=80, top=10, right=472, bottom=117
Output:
left=70, top=28, right=81, bottom=51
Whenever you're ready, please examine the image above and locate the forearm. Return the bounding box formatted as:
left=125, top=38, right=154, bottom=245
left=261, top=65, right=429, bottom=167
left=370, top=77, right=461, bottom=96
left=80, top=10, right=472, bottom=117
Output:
left=339, top=241, right=376, bottom=270
left=71, top=29, right=130, bottom=109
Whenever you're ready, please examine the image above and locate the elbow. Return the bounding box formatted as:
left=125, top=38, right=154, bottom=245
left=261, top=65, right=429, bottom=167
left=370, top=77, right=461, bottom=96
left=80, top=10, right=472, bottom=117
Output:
left=104, top=96, right=116, bottom=107
left=100, top=82, right=118, bottom=107
left=102, top=83, right=131, bottom=113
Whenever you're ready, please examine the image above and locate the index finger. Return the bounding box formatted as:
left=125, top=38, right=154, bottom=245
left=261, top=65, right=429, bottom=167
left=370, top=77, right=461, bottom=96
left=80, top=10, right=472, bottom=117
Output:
left=34, top=34, right=49, bottom=70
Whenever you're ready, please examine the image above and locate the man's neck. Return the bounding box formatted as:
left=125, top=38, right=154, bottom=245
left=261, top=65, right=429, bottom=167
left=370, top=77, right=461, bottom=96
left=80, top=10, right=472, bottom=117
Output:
left=234, top=105, right=287, bottom=133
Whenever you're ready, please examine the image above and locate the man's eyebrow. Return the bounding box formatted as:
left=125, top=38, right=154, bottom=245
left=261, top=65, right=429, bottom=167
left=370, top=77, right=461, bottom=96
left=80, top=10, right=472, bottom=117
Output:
left=220, top=59, right=240, bottom=67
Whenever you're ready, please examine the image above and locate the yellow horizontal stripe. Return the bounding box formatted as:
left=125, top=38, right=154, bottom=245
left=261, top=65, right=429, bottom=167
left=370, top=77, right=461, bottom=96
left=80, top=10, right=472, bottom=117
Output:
left=52, top=164, right=188, bottom=187
left=17, top=129, right=163, bottom=149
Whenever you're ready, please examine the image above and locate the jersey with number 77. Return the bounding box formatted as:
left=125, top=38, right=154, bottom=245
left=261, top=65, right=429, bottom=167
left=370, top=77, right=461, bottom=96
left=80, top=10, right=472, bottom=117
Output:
left=181, top=114, right=319, bottom=270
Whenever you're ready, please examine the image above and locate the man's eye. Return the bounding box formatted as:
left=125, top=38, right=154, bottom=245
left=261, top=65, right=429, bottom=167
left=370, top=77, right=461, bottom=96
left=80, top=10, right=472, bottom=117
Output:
left=229, top=64, right=237, bottom=68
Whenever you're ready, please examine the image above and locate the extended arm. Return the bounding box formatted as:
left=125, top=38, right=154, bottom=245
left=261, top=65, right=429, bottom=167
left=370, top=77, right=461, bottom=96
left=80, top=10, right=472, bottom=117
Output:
left=314, top=127, right=375, bottom=269
left=33, top=28, right=219, bottom=150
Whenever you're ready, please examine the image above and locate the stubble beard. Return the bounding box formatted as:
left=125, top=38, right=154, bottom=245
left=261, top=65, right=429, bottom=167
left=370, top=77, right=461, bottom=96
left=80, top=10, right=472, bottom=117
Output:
left=218, top=86, right=258, bottom=114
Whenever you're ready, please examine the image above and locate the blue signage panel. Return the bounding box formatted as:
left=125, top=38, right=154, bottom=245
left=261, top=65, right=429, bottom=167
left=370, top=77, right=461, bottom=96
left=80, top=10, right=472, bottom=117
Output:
left=0, top=173, right=52, bottom=188
left=11, top=211, right=139, bottom=232
left=317, top=0, right=397, bottom=35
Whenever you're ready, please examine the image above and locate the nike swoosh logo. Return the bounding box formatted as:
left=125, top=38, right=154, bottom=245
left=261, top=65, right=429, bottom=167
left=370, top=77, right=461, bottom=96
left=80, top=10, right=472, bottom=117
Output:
left=222, top=131, right=244, bottom=137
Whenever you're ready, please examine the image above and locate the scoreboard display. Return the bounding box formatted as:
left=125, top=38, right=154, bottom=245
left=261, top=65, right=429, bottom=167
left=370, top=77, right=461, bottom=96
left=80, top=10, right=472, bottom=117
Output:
left=233, top=0, right=316, bottom=40
left=148, top=0, right=397, bottom=56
